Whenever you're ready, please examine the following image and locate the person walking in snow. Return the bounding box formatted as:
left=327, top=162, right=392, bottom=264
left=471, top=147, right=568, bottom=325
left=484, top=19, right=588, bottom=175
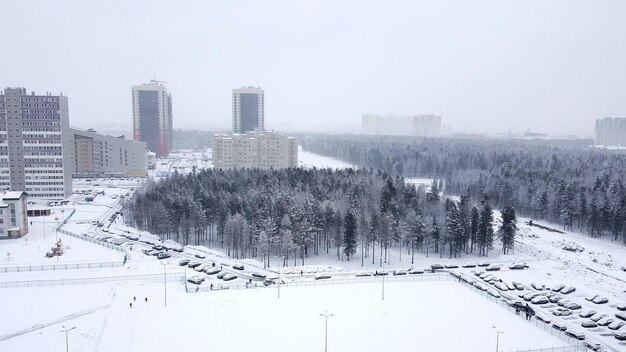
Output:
left=145, top=297, right=148, bottom=303
left=133, top=296, right=136, bottom=302
left=130, top=302, right=132, bottom=308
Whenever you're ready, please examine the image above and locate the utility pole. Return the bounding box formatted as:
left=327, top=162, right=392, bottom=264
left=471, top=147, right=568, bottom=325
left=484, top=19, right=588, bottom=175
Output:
left=60, top=325, right=76, bottom=352
left=492, top=325, right=503, bottom=352
left=381, top=256, right=385, bottom=301
left=161, top=260, right=169, bottom=306
left=319, top=311, right=334, bottom=352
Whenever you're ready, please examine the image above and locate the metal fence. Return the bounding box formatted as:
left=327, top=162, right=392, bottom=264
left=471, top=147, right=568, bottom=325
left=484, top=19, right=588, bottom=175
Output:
left=0, top=272, right=185, bottom=289
left=0, top=261, right=124, bottom=273
left=186, top=272, right=453, bottom=293
left=456, top=276, right=586, bottom=351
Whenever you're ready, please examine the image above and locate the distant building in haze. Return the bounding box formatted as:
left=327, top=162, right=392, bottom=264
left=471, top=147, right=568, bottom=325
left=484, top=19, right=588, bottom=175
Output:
left=0, top=87, right=73, bottom=199
left=233, top=87, right=264, bottom=133
left=213, top=131, right=297, bottom=170
left=595, top=117, right=626, bottom=146
left=132, top=80, right=173, bottom=157
left=362, top=114, right=441, bottom=137
left=70, top=128, right=147, bottom=177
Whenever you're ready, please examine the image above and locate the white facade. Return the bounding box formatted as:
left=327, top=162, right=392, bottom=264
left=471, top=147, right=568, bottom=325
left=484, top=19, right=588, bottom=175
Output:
left=595, top=117, right=626, bottom=146
left=232, top=87, right=264, bottom=133
left=0, top=191, right=28, bottom=238
left=213, top=131, right=298, bottom=170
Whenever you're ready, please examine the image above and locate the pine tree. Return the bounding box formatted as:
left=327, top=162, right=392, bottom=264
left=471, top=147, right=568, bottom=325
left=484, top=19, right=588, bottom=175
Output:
left=478, top=203, right=494, bottom=257
left=498, top=205, right=517, bottom=254
left=343, top=212, right=357, bottom=261
left=470, top=206, right=480, bottom=253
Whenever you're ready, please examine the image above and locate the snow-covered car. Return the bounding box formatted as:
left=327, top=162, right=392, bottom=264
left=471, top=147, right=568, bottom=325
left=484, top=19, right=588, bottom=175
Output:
left=171, top=246, right=184, bottom=253
left=551, top=284, right=565, bottom=292
left=461, top=263, right=476, bottom=268
left=222, top=273, right=237, bottom=281
left=251, top=272, right=267, bottom=279
left=485, top=265, right=500, bottom=272
left=430, top=264, right=444, bottom=270
left=592, top=296, right=608, bottom=304
left=216, top=272, right=227, bottom=279
left=205, top=267, right=221, bottom=275
left=188, top=261, right=202, bottom=269
left=477, top=262, right=490, bottom=267
left=616, top=312, right=626, bottom=321
left=376, top=270, right=389, bottom=276
left=557, top=299, right=570, bottom=307
left=233, top=264, right=245, bottom=270
left=563, top=302, right=581, bottom=310
left=505, top=282, right=516, bottom=291
left=564, top=330, right=585, bottom=340
left=582, top=342, right=602, bottom=352
left=152, top=245, right=166, bottom=251
left=524, top=292, right=542, bottom=301
left=408, top=269, right=424, bottom=275
left=531, top=283, right=545, bottom=291
left=531, top=296, right=549, bottom=305
left=579, top=310, right=597, bottom=318
left=552, top=322, right=567, bottom=331
left=535, top=315, right=551, bottom=324
left=393, top=270, right=408, bottom=276
left=356, top=272, right=372, bottom=277
left=512, top=282, right=525, bottom=290
left=187, top=276, right=205, bottom=284
left=315, top=274, right=331, bottom=280
left=487, top=289, right=500, bottom=298
left=549, top=295, right=562, bottom=303
left=194, top=264, right=208, bottom=272
left=581, top=321, right=598, bottom=328
left=478, top=272, right=490, bottom=279
left=147, top=249, right=160, bottom=256
left=494, top=282, right=508, bottom=291
left=552, top=308, right=572, bottom=317
left=194, top=253, right=206, bottom=259
left=597, top=317, right=615, bottom=327
left=509, top=263, right=525, bottom=270
left=157, top=252, right=171, bottom=260
left=220, top=284, right=230, bottom=290
left=178, top=259, right=190, bottom=266
left=590, top=313, right=608, bottom=322
left=617, top=304, right=626, bottom=311
left=474, top=283, right=488, bottom=291
left=615, top=331, right=626, bottom=341
left=444, top=264, right=458, bottom=269
left=473, top=271, right=484, bottom=277
left=608, top=321, right=625, bottom=330
left=561, top=286, right=576, bottom=294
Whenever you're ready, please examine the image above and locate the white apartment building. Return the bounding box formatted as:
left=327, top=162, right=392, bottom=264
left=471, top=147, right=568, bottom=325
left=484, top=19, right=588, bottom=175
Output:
left=213, top=131, right=298, bottom=170
left=0, top=191, right=28, bottom=238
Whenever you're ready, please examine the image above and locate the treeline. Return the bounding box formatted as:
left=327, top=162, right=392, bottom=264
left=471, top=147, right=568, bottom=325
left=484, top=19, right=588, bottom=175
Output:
left=126, top=168, right=516, bottom=267
left=300, top=135, right=626, bottom=244
left=172, top=129, right=219, bottom=150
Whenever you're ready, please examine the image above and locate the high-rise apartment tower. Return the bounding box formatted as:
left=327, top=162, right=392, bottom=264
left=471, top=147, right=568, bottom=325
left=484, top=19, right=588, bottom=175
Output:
left=132, top=80, right=173, bottom=157
left=232, top=86, right=264, bottom=133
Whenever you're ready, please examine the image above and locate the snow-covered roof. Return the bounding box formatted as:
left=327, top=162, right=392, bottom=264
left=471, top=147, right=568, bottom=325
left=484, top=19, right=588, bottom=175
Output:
left=2, top=191, right=26, bottom=200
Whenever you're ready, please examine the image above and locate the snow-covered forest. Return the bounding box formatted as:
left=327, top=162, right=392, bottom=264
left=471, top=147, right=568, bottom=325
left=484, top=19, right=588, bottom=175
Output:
left=126, top=168, right=515, bottom=267
left=301, top=135, right=626, bottom=244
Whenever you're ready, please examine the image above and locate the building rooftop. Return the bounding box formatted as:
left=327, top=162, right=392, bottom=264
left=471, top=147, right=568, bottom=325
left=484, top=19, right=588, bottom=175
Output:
left=2, top=191, right=27, bottom=200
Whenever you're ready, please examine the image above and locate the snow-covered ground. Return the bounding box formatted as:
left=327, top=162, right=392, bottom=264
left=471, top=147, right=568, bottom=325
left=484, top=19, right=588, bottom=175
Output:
left=2, top=150, right=626, bottom=351
left=298, top=146, right=355, bottom=169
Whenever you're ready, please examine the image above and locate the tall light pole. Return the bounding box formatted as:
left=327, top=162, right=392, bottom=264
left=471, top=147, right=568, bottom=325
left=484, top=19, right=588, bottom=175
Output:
left=275, top=255, right=284, bottom=299
left=492, top=325, right=504, bottom=352
left=60, top=325, right=76, bottom=352
left=381, top=256, right=385, bottom=301
left=319, top=311, right=334, bottom=352
left=160, top=260, right=169, bottom=306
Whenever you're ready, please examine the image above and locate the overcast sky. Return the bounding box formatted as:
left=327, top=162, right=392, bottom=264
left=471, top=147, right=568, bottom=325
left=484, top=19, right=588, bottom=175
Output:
left=2, top=1, right=625, bottom=137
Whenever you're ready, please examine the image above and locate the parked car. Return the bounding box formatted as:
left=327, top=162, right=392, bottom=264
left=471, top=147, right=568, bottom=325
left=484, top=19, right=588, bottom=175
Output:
left=217, top=272, right=227, bottom=279
left=597, top=317, right=615, bottom=327
left=617, top=304, right=626, bottom=311
left=430, top=264, right=444, bottom=270
left=583, top=342, right=602, bottom=351
left=393, top=270, right=407, bottom=276
left=474, top=283, right=488, bottom=291
left=153, top=245, right=165, bottom=251
left=552, top=308, right=572, bottom=317
left=188, top=261, right=202, bottom=269
left=592, top=296, right=609, bottom=304
left=493, top=282, right=508, bottom=291
left=477, top=262, right=490, bottom=267
left=461, top=263, right=476, bottom=268
left=512, top=282, right=525, bottom=290
left=551, top=284, right=565, bottom=292
left=251, top=272, right=267, bottom=279
left=233, top=264, right=245, bottom=270
left=549, top=295, right=562, bottom=303
left=535, top=315, right=551, bottom=324
left=171, top=246, right=184, bottom=253
left=581, top=321, right=598, bottom=328
left=222, top=273, right=237, bottom=281
left=179, top=259, right=190, bottom=266
left=356, top=272, right=372, bottom=277
left=531, top=296, right=550, bottom=305
left=563, top=302, right=581, bottom=310
left=485, top=265, right=501, bottom=272
left=524, top=292, right=542, bottom=301
left=561, top=286, right=576, bottom=294
left=509, top=263, right=525, bottom=270
left=194, top=264, right=208, bottom=272
left=487, top=289, right=500, bottom=298
left=564, top=330, right=585, bottom=340
left=444, top=264, right=458, bottom=269
left=408, top=269, right=424, bottom=275
left=615, top=331, right=626, bottom=341
left=531, top=283, right=545, bottom=291
left=187, top=276, right=204, bottom=284
left=157, top=252, right=171, bottom=260
left=616, top=312, right=626, bottom=321
left=608, top=321, right=625, bottom=330
left=376, top=270, right=389, bottom=276
left=590, top=314, right=608, bottom=322
left=505, top=282, right=516, bottom=291
left=473, top=271, right=484, bottom=277
left=194, top=253, right=206, bottom=259
left=315, top=274, right=331, bottom=280
left=205, top=267, right=221, bottom=275
left=552, top=322, right=567, bottom=331
left=579, top=310, right=597, bottom=318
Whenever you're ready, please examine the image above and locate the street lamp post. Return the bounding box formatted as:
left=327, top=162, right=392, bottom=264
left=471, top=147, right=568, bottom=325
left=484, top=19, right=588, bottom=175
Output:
left=492, top=325, right=504, bottom=352
left=319, top=311, right=334, bottom=352
left=60, top=325, right=76, bottom=352
left=381, top=256, right=385, bottom=301
left=275, top=255, right=285, bottom=299
left=160, top=260, right=169, bottom=306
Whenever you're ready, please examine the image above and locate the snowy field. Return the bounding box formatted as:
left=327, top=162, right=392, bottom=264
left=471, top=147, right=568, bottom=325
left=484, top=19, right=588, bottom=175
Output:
left=299, top=146, right=355, bottom=169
